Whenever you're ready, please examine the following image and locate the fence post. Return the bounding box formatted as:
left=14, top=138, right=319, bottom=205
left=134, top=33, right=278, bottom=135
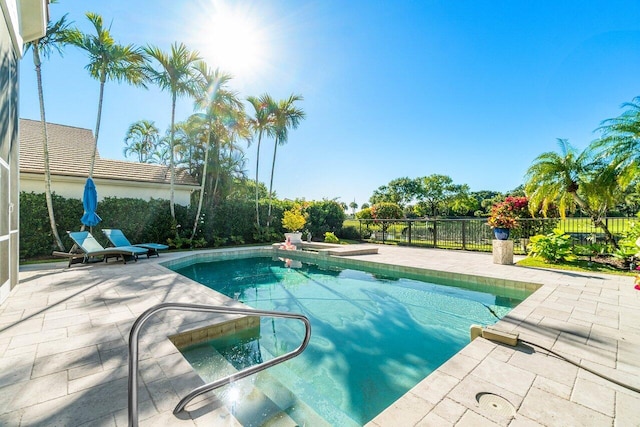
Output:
left=433, top=220, right=437, bottom=248
left=408, top=222, right=412, bottom=244
left=359, top=220, right=362, bottom=242
left=462, top=220, right=467, bottom=250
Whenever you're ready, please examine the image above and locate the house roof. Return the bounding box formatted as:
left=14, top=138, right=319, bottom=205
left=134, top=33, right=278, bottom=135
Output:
left=19, top=118, right=198, bottom=187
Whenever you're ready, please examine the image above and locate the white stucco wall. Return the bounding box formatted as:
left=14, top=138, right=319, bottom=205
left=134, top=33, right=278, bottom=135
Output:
left=21, top=173, right=196, bottom=206
left=1, top=0, right=47, bottom=304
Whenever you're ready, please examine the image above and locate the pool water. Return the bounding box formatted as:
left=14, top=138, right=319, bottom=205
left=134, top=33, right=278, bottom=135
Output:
left=174, top=256, right=531, bottom=425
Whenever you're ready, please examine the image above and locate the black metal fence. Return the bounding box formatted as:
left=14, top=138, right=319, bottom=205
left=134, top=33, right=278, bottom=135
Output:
left=357, top=217, right=632, bottom=255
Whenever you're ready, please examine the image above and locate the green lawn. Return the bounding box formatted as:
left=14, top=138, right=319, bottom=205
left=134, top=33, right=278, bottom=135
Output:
left=516, top=256, right=635, bottom=276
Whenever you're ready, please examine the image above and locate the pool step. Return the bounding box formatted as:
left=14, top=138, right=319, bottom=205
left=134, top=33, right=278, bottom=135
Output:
left=193, top=344, right=326, bottom=426
left=258, top=345, right=360, bottom=427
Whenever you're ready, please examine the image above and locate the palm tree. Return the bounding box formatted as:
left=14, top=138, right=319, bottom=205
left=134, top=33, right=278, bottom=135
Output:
left=123, top=120, right=159, bottom=162
left=24, top=14, right=72, bottom=251
left=67, top=12, right=147, bottom=178
left=593, top=96, right=640, bottom=186
left=349, top=201, right=358, bottom=217
left=247, top=94, right=276, bottom=228
left=173, top=115, right=207, bottom=178
left=190, top=63, right=249, bottom=240
left=524, top=139, right=620, bottom=248
left=143, top=42, right=201, bottom=221
left=266, top=94, right=305, bottom=228
left=149, top=134, right=171, bottom=165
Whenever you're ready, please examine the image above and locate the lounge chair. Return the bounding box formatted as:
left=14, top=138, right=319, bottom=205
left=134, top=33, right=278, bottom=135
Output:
left=52, top=231, right=149, bottom=267
left=102, top=228, right=169, bottom=257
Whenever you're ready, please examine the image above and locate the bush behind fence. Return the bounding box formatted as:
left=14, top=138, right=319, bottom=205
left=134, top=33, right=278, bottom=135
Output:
left=357, top=217, right=632, bottom=254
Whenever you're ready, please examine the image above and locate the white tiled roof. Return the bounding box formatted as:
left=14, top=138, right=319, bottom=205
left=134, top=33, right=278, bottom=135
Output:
left=19, top=118, right=198, bottom=186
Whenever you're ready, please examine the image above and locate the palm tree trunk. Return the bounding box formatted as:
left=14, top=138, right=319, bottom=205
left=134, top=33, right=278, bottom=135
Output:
left=89, top=75, right=106, bottom=178
left=211, top=159, right=222, bottom=217
left=266, top=138, right=279, bottom=228
left=34, top=44, right=65, bottom=251
left=169, top=93, right=177, bottom=223
left=570, top=191, right=619, bottom=249
left=254, top=130, right=263, bottom=228
left=190, top=127, right=211, bottom=241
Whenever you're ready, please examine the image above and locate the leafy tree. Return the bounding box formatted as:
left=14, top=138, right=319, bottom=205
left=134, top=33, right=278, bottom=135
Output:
left=447, top=184, right=477, bottom=216
left=24, top=13, right=72, bottom=251
left=524, top=139, right=620, bottom=248
left=68, top=12, right=147, bottom=178
left=247, top=94, right=275, bottom=227
left=143, top=42, right=201, bottom=221
left=479, top=192, right=505, bottom=214
left=356, top=207, right=372, bottom=219
left=305, top=200, right=346, bottom=237
left=123, top=120, right=159, bottom=162
left=370, top=177, right=421, bottom=207
left=371, top=202, right=403, bottom=219
left=266, top=94, right=305, bottom=228
left=414, top=174, right=460, bottom=216
left=371, top=202, right=403, bottom=232
left=228, top=178, right=268, bottom=202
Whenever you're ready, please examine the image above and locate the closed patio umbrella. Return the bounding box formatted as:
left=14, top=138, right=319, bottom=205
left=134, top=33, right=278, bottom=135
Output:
left=81, top=178, right=102, bottom=227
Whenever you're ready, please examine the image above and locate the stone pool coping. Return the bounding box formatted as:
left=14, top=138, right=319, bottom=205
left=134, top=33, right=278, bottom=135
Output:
left=1, top=245, right=639, bottom=426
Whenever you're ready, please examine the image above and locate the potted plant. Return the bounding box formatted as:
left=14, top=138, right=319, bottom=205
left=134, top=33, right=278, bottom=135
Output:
left=282, top=206, right=307, bottom=245
left=487, top=199, right=518, bottom=240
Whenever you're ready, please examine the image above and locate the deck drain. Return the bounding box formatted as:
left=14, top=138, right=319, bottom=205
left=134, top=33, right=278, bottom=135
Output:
left=476, top=392, right=516, bottom=417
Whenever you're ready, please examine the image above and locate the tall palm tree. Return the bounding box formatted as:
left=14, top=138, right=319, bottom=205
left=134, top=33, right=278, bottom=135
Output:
left=123, top=120, right=159, bottom=162
left=143, top=42, right=201, bottom=221
left=593, top=96, right=640, bottom=186
left=247, top=94, right=275, bottom=228
left=24, top=14, right=72, bottom=251
left=266, top=94, right=305, bottom=228
left=190, top=63, right=249, bottom=240
left=67, top=12, right=147, bottom=178
left=524, top=139, right=620, bottom=248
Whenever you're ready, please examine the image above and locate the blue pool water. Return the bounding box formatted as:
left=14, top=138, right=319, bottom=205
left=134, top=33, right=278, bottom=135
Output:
left=173, top=256, right=531, bottom=425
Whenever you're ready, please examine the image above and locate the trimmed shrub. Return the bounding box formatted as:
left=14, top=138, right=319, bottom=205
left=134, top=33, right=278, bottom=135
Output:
left=324, top=232, right=339, bottom=243
left=528, top=229, right=576, bottom=263
left=337, top=225, right=360, bottom=240
left=306, top=200, right=346, bottom=239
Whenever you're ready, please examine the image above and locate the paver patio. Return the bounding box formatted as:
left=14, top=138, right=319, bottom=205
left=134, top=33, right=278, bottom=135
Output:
left=1, top=246, right=639, bottom=426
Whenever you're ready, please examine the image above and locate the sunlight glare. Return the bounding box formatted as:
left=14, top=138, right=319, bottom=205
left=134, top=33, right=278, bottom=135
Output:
left=188, top=0, right=272, bottom=84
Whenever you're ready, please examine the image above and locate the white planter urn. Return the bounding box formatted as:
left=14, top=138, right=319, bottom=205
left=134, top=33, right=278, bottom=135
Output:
left=284, top=232, right=303, bottom=246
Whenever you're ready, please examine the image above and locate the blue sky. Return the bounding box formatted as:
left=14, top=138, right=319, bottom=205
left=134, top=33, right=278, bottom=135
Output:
left=18, top=0, right=640, bottom=207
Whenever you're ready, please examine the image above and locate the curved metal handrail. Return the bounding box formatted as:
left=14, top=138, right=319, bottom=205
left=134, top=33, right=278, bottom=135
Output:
left=128, top=302, right=311, bottom=427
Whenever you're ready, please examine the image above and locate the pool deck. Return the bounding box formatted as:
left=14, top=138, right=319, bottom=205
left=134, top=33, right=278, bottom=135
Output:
left=1, top=245, right=639, bottom=426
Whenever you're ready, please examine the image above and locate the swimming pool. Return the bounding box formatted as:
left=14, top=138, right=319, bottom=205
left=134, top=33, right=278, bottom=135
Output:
left=172, top=255, right=533, bottom=425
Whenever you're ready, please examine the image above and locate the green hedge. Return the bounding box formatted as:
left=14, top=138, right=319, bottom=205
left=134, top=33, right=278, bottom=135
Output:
left=20, top=192, right=347, bottom=259
left=19, top=192, right=195, bottom=259
left=20, top=192, right=83, bottom=259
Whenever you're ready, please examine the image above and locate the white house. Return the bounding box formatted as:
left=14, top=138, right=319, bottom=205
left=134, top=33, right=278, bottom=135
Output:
left=1, top=0, right=48, bottom=304
left=19, top=118, right=200, bottom=205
